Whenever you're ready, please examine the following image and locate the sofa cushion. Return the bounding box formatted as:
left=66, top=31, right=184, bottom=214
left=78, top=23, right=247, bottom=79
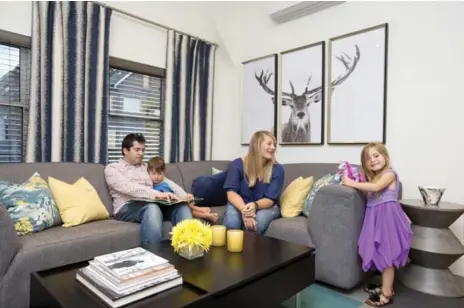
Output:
left=164, top=164, right=185, bottom=190
left=280, top=176, right=313, bottom=218
left=1, top=219, right=141, bottom=308
left=265, top=216, right=314, bottom=247
left=48, top=176, right=110, bottom=227
left=0, top=172, right=62, bottom=235
left=191, top=171, right=228, bottom=207
left=16, top=219, right=140, bottom=273
left=0, top=205, right=20, bottom=279
left=302, top=174, right=341, bottom=217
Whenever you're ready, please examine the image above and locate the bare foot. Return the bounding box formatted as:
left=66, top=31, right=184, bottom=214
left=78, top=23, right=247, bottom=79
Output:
left=191, top=205, right=211, bottom=213
left=192, top=210, right=218, bottom=223
left=207, top=212, right=218, bottom=224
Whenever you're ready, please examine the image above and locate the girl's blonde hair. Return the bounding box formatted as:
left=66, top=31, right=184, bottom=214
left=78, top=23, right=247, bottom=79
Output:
left=243, top=130, right=276, bottom=187
left=361, top=143, right=391, bottom=182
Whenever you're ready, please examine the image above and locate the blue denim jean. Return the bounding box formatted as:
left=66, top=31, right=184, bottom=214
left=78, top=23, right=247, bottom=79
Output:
left=222, top=202, right=280, bottom=235
left=115, top=201, right=192, bottom=245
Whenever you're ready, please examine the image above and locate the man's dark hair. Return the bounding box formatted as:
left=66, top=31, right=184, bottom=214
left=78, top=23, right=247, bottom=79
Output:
left=121, top=133, right=146, bottom=156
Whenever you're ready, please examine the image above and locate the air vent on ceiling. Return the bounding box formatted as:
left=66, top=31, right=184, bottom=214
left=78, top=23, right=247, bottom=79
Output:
left=269, top=1, right=345, bottom=24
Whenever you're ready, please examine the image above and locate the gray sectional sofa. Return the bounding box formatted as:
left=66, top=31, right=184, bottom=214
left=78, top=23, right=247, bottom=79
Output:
left=0, top=160, right=369, bottom=307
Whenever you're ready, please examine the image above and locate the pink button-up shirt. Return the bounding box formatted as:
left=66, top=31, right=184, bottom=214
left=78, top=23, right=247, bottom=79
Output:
left=104, top=159, right=188, bottom=214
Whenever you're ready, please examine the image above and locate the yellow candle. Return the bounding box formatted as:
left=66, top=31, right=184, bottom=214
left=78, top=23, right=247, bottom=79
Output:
left=227, top=230, right=244, bottom=253
left=211, top=225, right=226, bottom=247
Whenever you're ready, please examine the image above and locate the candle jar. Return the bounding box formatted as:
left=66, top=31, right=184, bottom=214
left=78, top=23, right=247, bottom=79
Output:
left=227, top=230, right=244, bottom=253
left=212, top=225, right=226, bottom=247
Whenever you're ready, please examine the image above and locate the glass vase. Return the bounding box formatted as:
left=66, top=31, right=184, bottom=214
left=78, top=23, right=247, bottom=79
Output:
left=178, top=245, right=204, bottom=260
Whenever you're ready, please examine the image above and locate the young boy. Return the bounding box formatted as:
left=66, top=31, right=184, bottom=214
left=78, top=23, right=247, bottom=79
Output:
left=147, top=156, right=218, bottom=224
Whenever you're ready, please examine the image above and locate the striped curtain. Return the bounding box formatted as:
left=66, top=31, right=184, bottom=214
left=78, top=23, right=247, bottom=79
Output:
left=164, top=30, right=216, bottom=163
left=26, top=1, right=112, bottom=163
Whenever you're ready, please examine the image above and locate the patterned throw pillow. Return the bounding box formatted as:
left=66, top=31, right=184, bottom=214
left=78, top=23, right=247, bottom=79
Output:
left=212, top=167, right=223, bottom=175
left=0, top=172, right=62, bottom=235
left=302, top=173, right=341, bottom=217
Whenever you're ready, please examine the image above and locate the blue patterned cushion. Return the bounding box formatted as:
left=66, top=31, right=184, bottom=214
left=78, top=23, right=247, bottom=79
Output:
left=302, top=173, right=341, bottom=217
left=0, top=172, right=62, bottom=235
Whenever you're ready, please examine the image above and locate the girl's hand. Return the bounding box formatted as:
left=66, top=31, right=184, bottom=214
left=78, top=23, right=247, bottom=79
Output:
left=187, top=193, right=194, bottom=202
left=342, top=176, right=356, bottom=187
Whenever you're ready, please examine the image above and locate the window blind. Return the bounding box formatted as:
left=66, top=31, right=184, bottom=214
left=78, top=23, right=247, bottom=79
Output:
left=108, top=68, right=164, bottom=163
left=0, top=43, right=31, bottom=163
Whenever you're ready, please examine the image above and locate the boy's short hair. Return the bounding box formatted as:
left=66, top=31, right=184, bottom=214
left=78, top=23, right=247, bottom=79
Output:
left=147, top=156, right=166, bottom=173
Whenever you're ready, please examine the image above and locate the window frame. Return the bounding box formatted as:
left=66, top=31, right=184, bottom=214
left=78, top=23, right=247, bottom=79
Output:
left=108, top=57, right=167, bottom=163
left=0, top=33, right=32, bottom=163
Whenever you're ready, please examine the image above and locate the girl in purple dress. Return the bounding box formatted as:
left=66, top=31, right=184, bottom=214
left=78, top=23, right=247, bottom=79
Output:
left=342, top=143, right=413, bottom=307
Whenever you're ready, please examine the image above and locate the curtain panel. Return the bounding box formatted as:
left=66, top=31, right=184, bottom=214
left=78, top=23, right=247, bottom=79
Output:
left=26, top=1, right=112, bottom=163
left=164, top=30, right=216, bottom=163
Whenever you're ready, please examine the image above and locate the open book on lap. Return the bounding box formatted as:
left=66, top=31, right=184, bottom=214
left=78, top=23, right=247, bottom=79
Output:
left=128, top=198, right=204, bottom=206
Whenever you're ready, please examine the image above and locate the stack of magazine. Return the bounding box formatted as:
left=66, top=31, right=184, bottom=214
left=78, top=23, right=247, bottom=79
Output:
left=76, top=247, right=182, bottom=307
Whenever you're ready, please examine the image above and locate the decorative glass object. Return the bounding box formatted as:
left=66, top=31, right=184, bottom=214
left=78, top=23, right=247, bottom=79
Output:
left=418, top=186, right=445, bottom=205
left=178, top=245, right=205, bottom=260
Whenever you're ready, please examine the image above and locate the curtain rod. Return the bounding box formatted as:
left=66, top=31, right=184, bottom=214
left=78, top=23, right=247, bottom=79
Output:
left=92, top=1, right=219, bottom=48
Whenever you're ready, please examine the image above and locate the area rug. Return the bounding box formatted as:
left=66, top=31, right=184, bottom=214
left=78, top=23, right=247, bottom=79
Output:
left=281, top=283, right=363, bottom=308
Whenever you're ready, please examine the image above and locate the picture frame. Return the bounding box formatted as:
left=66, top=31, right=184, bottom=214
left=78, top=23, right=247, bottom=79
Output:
left=327, top=23, right=389, bottom=144
left=279, top=41, right=325, bottom=145
left=241, top=54, right=278, bottom=145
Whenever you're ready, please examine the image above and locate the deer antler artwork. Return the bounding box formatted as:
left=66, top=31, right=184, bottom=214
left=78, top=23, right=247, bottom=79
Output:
left=255, top=44, right=361, bottom=143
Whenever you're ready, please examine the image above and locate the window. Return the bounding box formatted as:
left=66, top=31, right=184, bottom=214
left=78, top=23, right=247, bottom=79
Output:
left=107, top=67, right=165, bottom=163
left=0, top=42, right=31, bottom=163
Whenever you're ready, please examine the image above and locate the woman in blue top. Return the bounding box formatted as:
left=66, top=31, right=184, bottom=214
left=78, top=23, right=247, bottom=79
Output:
left=223, top=130, right=285, bottom=234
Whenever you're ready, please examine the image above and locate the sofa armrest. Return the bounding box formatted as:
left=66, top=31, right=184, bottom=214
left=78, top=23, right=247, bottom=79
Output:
left=0, top=205, right=20, bottom=280
left=307, top=184, right=368, bottom=289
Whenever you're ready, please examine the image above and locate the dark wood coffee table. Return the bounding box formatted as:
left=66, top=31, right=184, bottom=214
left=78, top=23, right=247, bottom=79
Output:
left=30, top=231, right=315, bottom=308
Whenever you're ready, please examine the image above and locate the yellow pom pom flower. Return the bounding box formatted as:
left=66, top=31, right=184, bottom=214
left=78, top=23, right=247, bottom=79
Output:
left=170, top=219, right=213, bottom=254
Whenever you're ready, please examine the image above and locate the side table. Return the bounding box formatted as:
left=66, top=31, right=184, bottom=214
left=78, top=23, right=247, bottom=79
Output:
left=397, top=199, right=464, bottom=297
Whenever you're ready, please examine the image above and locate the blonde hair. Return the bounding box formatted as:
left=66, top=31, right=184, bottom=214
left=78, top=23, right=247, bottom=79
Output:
left=361, top=143, right=391, bottom=182
left=243, top=131, right=276, bottom=187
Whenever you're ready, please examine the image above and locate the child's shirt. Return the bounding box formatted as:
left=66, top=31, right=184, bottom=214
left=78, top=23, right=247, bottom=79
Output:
left=366, top=169, right=400, bottom=207
left=152, top=177, right=188, bottom=200
left=153, top=181, right=173, bottom=193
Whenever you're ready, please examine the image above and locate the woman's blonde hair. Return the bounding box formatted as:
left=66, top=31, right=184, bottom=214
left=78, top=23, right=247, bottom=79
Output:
left=243, top=130, right=276, bottom=187
left=361, top=143, right=391, bottom=182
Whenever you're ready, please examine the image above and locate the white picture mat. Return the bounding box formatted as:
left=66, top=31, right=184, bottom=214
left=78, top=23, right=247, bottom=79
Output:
left=329, top=26, right=386, bottom=143
left=281, top=44, right=323, bottom=144
left=241, top=55, right=276, bottom=144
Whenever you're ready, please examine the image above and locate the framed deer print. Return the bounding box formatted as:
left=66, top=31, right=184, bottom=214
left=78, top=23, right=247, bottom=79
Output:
left=280, top=41, right=325, bottom=145
left=327, top=23, right=388, bottom=144
left=241, top=54, right=278, bottom=145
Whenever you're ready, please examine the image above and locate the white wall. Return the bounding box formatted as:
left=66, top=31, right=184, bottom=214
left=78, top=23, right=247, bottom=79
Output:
left=210, top=1, right=464, bottom=276
left=103, top=1, right=218, bottom=68
left=0, top=1, right=217, bottom=68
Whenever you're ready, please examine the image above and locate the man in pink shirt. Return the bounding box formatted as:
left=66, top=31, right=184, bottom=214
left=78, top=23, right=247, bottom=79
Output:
left=104, top=133, right=192, bottom=245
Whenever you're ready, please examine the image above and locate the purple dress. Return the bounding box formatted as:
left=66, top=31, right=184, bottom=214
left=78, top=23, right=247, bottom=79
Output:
left=358, top=169, right=413, bottom=272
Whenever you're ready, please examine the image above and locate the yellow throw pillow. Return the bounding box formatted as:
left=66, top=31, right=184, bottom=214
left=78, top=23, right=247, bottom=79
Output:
left=280, top=176, right=314, bottom=218
left=48, top=176, right=109, bottom=227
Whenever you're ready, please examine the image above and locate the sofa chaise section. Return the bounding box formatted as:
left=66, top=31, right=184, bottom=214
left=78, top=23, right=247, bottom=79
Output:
left=0, top=163, right=141, bottom=308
